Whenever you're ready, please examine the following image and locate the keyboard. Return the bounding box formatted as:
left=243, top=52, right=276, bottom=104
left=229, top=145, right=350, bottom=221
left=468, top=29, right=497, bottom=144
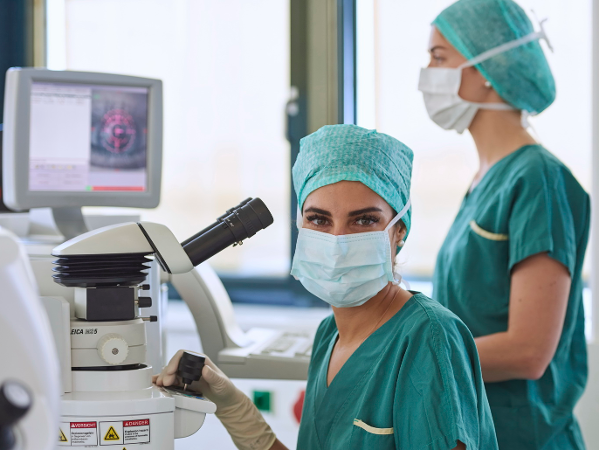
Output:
left=259, top=331, right=313, bottom=358
left=218, top=328, right=315, bottom=380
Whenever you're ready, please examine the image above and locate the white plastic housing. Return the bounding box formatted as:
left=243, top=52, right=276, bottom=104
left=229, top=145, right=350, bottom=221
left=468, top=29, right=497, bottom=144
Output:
left=139, top=221, right=193, bottom=274
left=0, top=229, right=61, bottom=450
left=51, top=221, right=193, bottom=274
left=52, top=222, right=153, bottom=256
left=70, top=318, right=147, bottom=368
left=2, top=67, right=163, bottom=211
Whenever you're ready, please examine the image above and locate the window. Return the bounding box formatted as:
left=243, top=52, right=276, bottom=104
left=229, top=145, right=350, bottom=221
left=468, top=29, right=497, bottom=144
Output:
left=358, top=0, right=593, bottom=281
left=47, top=0, right=291, bottom=277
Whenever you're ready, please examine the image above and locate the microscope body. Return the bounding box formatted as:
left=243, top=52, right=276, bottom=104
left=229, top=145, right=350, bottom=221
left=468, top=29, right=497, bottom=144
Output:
left=44, top=221, right=218, bottom=448
left=43, top=198, right=272, bottom=448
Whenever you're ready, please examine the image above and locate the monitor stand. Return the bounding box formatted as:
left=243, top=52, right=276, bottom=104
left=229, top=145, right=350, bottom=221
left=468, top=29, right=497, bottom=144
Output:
left=52, top=207, right=89, bottom=240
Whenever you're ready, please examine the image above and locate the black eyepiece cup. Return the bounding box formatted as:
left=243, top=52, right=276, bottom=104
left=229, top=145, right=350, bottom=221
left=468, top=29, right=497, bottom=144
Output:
left=181, top=197, right=274, bottom=267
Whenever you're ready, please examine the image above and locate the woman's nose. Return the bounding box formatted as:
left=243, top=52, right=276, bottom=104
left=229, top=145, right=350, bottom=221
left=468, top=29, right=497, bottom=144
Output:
left=330, top=225, right=351, bottom=236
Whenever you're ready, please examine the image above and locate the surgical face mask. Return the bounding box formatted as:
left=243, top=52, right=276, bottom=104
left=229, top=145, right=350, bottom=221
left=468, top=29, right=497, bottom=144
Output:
left=291, top=200, right=410, bottom=308
left=418, top=25, right=552, bottom=133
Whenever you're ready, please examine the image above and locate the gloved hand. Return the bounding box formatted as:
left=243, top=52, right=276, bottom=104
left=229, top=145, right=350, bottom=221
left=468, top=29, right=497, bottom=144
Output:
left=153, top=350, right=277, bottom=450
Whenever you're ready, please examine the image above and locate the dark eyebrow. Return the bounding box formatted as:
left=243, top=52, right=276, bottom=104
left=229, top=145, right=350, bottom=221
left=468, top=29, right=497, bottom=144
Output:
left=429, top=45, right=447, bottom=53
left=348, top=207, right=383, bottom=216
left=304, top=207, right=331, bottom=216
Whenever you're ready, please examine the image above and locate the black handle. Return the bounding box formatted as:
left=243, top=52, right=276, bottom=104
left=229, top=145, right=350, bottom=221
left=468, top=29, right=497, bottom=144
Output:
left=177, top=352, right=206, bottom=386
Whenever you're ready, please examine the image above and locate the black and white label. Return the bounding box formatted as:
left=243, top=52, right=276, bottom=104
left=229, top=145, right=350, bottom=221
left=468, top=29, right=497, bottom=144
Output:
left=123, top=419, right=150, bottom=444
left=70, top=422, right=98, bottom=446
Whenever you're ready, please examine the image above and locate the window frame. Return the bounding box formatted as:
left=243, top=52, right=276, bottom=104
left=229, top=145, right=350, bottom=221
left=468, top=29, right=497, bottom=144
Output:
left=218, top=0, right=358, bottom=306
left=16, top=0, right=358, bottom=307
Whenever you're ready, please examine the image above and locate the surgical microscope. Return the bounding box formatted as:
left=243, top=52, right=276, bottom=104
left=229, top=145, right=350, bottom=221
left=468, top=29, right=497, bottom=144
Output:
left=2, top=197, right=273, bottom=449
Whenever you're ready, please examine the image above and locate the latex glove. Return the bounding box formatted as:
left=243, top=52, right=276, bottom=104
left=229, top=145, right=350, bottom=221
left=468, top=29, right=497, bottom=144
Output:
left=153, top=350, right=277, bottom=450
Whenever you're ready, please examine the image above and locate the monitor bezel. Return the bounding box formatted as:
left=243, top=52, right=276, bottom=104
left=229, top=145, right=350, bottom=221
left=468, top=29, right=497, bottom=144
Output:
left=2, top=68, right=162, bottom=210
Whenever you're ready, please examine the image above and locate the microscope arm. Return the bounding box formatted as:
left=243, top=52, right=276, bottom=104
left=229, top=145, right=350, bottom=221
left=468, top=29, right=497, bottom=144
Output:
left=169, top=263, right=252, bottom=363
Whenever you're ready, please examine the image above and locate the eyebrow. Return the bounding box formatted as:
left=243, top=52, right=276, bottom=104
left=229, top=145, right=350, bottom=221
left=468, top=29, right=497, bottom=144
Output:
left=303, top=206, right=383, bottom=217
left=429, top=45, right=447, bottom=53
left=304, top=207, right=331, bottom=216
left=348, top=207, right=383, bottom=216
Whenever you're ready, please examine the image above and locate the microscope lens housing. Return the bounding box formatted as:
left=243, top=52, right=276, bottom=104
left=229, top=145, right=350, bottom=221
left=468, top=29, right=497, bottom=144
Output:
left=50, top=197, right=273, bottom=324
left=181, top=198, right=274, bottom=266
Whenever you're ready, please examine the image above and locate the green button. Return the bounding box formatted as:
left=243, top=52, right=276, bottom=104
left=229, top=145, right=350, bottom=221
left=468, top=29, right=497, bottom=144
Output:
left=253, top=390, right=272, bottom=412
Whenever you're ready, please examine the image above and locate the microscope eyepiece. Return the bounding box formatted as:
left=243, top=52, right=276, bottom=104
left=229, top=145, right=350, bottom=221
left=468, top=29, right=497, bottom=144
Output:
left=181, top=197, right=274, bottom=267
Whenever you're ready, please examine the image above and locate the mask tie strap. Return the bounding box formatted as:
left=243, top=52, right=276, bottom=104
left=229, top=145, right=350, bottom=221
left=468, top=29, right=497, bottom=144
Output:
left=392, top=272, right=411, bottom=290
left=388, top=199, right=410, bottom=286
left=521, top=110, right=531, bottom=128
left=532, top=12, right=554, bottom=52
left=458, top=18, right=553, bottom=70
left=296, top=206, right=303, bottom=230
left=385, top=198, right=411, bottom=232
left=471, top=102, right=515, bottom=111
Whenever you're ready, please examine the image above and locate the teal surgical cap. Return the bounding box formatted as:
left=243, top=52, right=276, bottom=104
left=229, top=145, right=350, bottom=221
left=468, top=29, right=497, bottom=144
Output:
left=433, top=0, right=555, bottom=114
left=293, top=124, right=413, bottom=239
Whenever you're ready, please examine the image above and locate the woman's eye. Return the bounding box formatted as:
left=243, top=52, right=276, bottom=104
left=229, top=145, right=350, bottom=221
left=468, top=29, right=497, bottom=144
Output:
left=431, top=55, right=444, bottom=65
left=355, top=215, right=379, bottom=226
left=307, top=215, right=329, bottom=227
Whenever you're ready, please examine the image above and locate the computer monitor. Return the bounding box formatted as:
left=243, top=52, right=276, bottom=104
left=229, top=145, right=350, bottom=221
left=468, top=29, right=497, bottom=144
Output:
left=2, top=68, right=162, bottom=237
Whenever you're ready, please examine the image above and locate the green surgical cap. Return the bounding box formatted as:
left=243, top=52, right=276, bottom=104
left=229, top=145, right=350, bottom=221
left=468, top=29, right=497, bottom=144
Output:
left=434, top=0, right=555, bottom=114
left=293, top=124, right=413, bottom=239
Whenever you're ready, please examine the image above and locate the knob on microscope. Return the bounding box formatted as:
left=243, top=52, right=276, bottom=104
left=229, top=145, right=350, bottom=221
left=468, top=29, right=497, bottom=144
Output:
left=178, top=352, right=206, bottom=392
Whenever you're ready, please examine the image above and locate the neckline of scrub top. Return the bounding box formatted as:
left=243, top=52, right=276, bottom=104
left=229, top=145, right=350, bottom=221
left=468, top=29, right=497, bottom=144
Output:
left=465, top=144, right=541, bottom=200
left=321, top=291, right=423, bottom=391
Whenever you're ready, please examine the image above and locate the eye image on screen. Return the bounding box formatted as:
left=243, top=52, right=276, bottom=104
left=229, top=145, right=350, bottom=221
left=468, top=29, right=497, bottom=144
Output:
left=90, top=89, right=148, bottom=170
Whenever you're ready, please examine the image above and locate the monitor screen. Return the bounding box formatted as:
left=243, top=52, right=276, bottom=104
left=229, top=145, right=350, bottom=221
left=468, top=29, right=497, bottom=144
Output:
left=29, top=82, right=149, bottom=192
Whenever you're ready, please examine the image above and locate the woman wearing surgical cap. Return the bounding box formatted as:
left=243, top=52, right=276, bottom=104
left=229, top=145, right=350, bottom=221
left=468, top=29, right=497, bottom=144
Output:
left=420, top=0, right=591, bottom=449
left=156, top=124, right=499, bottom=450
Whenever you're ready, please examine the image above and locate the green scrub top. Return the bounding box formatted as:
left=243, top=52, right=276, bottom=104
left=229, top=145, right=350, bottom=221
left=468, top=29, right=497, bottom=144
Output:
left=297, top=292, right=498, bottom=450
left=432, top=145, right=590, bottom=450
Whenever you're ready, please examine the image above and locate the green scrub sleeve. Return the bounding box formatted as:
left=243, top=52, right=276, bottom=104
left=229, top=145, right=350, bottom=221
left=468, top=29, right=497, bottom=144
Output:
left=508, top=164, right=577, bottom=275
left=393, top=313, right=494, bottom=450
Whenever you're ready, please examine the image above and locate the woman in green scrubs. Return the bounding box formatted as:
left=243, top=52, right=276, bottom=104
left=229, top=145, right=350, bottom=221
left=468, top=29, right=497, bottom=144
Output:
left=419, top=1, right=591, bottom=448
left=156, top=124, right=498, bottom=449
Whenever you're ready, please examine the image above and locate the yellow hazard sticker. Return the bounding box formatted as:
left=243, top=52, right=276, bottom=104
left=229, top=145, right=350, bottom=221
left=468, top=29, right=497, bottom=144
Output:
left=104, top=426, right=120, bottom=441
left=59, top=428, right=68, bottom=442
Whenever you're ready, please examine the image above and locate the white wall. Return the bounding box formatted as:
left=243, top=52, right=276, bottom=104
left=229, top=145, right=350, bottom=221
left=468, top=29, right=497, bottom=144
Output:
left=576, top=1, right=600, bottom=450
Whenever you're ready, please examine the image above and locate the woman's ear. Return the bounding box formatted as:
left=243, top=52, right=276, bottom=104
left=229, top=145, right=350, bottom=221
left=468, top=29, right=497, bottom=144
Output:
left=396, top=224, right=407, bottom=248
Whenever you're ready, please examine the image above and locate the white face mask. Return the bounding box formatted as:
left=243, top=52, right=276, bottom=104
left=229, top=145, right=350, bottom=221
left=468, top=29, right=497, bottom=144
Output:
left=291, top=200, right=410, bottom=308
left=418, top=26, right=552, bottom=133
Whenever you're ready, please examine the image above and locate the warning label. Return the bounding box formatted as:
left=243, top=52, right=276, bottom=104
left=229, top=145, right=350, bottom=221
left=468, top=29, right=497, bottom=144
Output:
left=58, top=423, right=70, bottom=446
left=100, top=421, right=123, bottom=445
left=58, top=419, right=150, bottom=446
left=70, top=422, right=98, bottom=446
left=104, top=426, right=120, bottom=441
left=123, top=419, right=150, bottom=444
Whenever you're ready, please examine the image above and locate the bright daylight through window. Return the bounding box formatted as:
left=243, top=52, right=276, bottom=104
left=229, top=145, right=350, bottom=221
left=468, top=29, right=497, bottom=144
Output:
left=357, top=0, right=594, bottom=338
left=47, top=0, right=291, bottom=277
